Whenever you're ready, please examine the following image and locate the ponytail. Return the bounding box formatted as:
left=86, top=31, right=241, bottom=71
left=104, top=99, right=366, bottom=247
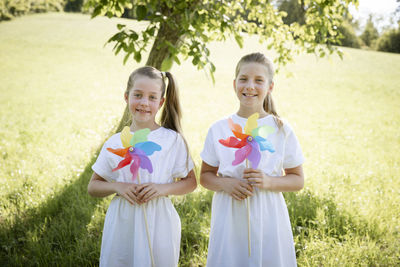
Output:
left=160, top=71, right=191, bottom=171
left=160, top=72, right=183, bottom=134
left=263, top=92, right=283, bottom=129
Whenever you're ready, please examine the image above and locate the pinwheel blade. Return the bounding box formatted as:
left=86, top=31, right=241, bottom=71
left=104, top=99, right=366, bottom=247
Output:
left=228, top=119, right=248, bottom=139
left=248, top=141, right=261, bottom=169
left=138, top=155, right=153, bottom=173
left=219, top=136, right=246, bottom=148
left=112, top=152, right=132, bottom=172
left=121, top=126, right=133, bottom=148
left=244, top=113, right=259, bottom=135
left=130, top=155, right=141, bottom=181
left=228, top=118, right=243, bottom=133
left=252, top=125, right=275, bottom=139
left=254, top=136, right=275, bottom=153
left=107, top=147, right=129, bottom=157
left=135, top=141, right=162, bottom=156
left=232, top=143, right=252, bottom=166
left=131, top=128, right=151, bottom=146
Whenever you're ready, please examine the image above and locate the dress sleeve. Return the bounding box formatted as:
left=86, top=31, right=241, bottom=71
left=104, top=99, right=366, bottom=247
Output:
left=282, top=124, right=304, bottom=169
left=171, top=134, right=194, bottom=179
left=92, top=139, right=118, bottom=182
left=200, top=126, right=219, bottom=167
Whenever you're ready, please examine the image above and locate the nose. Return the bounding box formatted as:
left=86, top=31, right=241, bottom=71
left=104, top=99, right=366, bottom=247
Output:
left=139, top=97, right=149, bottom=106
left=246, top=80, right=255, bottom=90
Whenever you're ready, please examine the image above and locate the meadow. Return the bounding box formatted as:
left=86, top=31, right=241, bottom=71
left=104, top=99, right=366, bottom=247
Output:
left=1, top=12, right=399, bottom=266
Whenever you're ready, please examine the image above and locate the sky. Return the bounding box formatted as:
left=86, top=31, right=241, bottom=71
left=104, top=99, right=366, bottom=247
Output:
left=349, top=0, right=399, bottom=32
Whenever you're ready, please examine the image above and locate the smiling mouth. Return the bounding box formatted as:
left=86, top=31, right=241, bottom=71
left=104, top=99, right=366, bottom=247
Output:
left=136, top=109, right=150, bottom=113
left=242, top=93, right=257, bottom=97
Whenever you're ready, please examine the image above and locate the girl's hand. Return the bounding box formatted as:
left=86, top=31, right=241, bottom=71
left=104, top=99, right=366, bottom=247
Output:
left=243, top=168, right=271, bottom=190
left=136, top=183, right=166, bottom=203
left=221, top=177, right=253, bottom=201
left=114, top=182, right=142, bottom=205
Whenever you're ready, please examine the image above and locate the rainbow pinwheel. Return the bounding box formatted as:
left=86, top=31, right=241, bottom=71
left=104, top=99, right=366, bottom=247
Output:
left=219, top=113, right=275, bottom=169
left=107, top=126, right=161, bottom=181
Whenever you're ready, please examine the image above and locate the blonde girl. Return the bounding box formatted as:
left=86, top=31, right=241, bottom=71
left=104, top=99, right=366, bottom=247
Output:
left=200, top=53, right=304, bottom=266
left=88, top=66, right=197, bottom=267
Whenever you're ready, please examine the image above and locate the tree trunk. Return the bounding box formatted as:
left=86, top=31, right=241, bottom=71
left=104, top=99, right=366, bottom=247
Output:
left=116, top=19, right=182, bottom=132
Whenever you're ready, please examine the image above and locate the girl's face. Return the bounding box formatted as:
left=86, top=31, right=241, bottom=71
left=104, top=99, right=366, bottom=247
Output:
left=234, top=62, right=273, bottom=112
left=125, top=75, right=164, bottom=126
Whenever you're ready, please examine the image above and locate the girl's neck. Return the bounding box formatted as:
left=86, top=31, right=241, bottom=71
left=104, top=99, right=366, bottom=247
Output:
left=130, top=121, right=160, bottom=132
left=237, top=107, right=268, bottom=118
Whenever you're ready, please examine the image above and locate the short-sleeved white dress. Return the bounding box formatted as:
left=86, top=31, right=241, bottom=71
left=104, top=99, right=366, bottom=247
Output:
left=201, top=114, right=304, bottom=267
left=92, top=127, right=193, bottom=267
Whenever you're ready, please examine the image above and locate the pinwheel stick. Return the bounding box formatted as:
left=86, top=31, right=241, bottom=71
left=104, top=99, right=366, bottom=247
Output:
left=137, top=173, right=155, bottom=267
left=246, top=159, right=251, bottom=257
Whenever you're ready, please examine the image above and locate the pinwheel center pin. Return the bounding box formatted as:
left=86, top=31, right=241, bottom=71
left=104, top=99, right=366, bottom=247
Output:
left=129, top=147, right=134, bottom=152
left=247, top=136, right=253, bottom=142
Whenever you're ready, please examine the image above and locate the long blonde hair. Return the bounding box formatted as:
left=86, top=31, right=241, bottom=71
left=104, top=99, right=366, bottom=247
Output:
left=235, top=53, right=283, bottom=129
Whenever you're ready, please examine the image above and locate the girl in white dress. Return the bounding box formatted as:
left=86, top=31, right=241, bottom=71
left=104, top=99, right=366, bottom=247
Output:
left=200, top=53, right=304, bottom=267
left=88, top=66, right=197, bottom=267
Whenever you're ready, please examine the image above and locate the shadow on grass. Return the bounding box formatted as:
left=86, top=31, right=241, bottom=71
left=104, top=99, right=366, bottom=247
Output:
left=0, top=151, right=104, bottom=266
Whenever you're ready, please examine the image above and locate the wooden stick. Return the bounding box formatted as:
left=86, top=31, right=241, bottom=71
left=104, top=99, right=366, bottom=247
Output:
left=246, top=159, right=251, bottom=257
left=137, top=173, right=155, bottom=267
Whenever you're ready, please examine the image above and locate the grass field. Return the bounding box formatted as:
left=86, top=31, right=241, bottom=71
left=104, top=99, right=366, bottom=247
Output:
left=1, top=12, right=399, bottom=266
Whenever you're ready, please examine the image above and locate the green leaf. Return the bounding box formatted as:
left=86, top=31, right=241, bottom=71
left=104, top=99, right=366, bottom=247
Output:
left=136, top=5, right=147, bottom=21
left=134, top=52, right=141, bottom=62
left=192, top=57, right=199, bottom=65
left=123, top=52, right=131, bottom=65
left=91, top=6, right=102, bottom=18
left=161, top=57, right=173, bottom=71
left=173, top=55, right=181, bottom=65
left=235, top=34, right=243, bottom=48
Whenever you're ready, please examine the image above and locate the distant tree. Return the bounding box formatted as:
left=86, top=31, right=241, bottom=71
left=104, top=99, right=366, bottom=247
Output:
left=376, top=25, right=400, bottom=53
left=85, top=0, right=358, bottom=129
left=360, top=15, right=379, bottom=47
left=337, top=21, right=361, bottom=48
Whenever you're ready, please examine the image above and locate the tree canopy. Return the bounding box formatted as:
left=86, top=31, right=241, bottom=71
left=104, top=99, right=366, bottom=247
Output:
left=86, top=0, right=358, bottom=77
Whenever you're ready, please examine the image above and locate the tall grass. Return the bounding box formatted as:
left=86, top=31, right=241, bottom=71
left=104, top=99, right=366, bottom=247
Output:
left=1, top=13, right=399, bottom=266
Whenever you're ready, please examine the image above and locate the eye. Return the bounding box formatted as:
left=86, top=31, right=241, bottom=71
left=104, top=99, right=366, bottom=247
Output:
left=239, top=78, right=247, bottom=81
left=150, top=95, right=157, bottom=100
left=133, top=93, right=141, bottom=98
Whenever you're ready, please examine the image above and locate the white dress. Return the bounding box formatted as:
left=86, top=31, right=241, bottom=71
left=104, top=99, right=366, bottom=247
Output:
left=201, top=114, right=304, bottom=267
left=92, top=127, right=193, bottom=267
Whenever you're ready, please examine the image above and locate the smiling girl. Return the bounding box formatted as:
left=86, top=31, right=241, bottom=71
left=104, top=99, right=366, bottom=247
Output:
left=88, top=66, right=197, bottom=267
left=200, top=53, right=304, bottom=266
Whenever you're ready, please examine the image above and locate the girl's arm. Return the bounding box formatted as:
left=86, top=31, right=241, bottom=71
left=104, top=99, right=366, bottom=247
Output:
left=136, top=170, right=197, bottom=203
left=88, top=172, right=141, bottom=205
left=200, top=161, right=253, bottom=201
left=244, top=165, right=304, bottom=192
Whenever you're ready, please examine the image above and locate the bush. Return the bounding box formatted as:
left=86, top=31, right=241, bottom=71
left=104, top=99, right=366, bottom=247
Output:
left=0, top=0, right=66, bottom=21
left=64, top=0, right=84, bottom=12
left=376, top=27, right=400, bottom=53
